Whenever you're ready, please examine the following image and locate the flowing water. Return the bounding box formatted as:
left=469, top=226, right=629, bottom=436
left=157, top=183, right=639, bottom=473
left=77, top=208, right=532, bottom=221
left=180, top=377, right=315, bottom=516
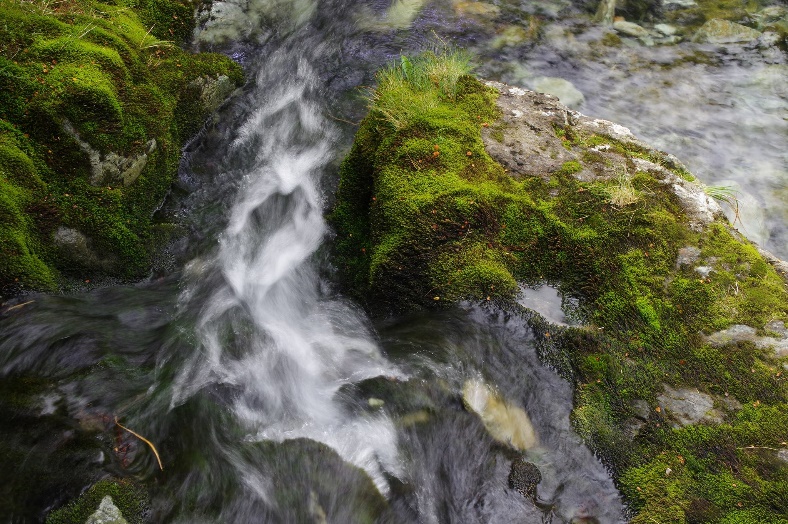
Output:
left=1, top=0, right=786, bottom=522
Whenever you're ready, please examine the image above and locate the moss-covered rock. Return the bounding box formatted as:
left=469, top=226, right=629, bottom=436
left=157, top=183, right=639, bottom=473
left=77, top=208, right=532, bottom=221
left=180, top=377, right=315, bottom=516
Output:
left=331, top=52, right=788, bottom=522
left=46, top=478, right=149, bottom=524
left=0, top=0, right=244, bottom=296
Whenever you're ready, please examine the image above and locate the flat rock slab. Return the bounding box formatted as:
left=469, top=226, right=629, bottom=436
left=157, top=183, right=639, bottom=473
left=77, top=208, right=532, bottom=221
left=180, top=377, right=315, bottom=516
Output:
left=482, top=82, right=723, bottom=231
left=657, top=385, right=733, bottom=427
left=693, top=19, right=762, bottom=44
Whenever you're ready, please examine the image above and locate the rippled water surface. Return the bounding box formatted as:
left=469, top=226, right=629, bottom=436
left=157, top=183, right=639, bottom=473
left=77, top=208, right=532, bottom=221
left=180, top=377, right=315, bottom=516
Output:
left=1, top=0, right=785, bottom=522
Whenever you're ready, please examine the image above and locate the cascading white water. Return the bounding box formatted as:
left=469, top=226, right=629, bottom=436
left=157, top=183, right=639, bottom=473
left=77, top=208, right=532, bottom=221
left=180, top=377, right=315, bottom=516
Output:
left=170, top=48, right=403, bottom=496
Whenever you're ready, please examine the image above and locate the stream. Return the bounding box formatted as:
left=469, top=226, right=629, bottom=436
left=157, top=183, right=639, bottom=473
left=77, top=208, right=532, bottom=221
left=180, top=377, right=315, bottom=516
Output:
left=1, top=0, right=785, bottom=522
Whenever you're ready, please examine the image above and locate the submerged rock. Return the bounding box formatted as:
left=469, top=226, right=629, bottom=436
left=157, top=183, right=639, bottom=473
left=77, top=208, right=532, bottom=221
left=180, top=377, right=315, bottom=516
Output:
left=462, top=379, right=538, bottom=451
left=531, top=77, right=585, bottom=109
left=508, top=457, right=542, bottom=501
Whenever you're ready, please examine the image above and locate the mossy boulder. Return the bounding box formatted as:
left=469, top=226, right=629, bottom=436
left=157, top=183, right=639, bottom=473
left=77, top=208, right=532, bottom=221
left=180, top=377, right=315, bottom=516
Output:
left=331, top=54, right=788, bottom=522
left=0, top=0, right=244, bottom=297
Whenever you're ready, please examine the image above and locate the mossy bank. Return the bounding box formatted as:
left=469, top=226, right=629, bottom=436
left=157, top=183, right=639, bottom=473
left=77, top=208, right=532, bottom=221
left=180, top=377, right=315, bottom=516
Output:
left=0, top=0, right=243, bottom=297
left=331, top=52, right=788, bottom=523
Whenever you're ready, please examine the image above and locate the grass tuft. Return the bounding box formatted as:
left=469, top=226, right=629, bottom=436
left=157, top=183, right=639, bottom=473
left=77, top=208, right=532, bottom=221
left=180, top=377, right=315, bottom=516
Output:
left=366, top=49, right=473, bottom=130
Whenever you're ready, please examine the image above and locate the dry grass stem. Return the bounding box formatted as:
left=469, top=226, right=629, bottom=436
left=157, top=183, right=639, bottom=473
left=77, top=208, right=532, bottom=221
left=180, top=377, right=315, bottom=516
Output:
left=115, top=417, right=164, bottom=471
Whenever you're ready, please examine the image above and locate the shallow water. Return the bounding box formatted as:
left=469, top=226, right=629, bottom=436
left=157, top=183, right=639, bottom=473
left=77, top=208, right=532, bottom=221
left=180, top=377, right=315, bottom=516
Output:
left=1, top=0, right=785, bottom=522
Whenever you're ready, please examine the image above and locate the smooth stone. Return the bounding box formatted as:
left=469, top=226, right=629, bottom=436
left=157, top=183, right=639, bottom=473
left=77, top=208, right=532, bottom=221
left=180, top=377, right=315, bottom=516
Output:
left=654, top=23, right=678, bottom=36
left=85, top=496, right=128, bottom=524
left=613, top=20, right=650, bottom=38
left=531, top=77, right=585, bottom=109
left=693, top=19, right=762, bottom=44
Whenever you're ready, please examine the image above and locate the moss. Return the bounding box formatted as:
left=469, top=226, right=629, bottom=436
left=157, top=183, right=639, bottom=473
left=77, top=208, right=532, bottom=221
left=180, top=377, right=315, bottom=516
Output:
left=46, top=478, right=149, bottom=524
left=621, top=405, right=788, bottom=523
left=333, top=53, right=788, bottom=522
left=0, top=0, right=244, bottom=296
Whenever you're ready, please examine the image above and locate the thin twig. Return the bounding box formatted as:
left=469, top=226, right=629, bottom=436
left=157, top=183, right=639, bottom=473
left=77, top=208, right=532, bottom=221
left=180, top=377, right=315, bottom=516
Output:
left=115, top=417, right=164, bottom=470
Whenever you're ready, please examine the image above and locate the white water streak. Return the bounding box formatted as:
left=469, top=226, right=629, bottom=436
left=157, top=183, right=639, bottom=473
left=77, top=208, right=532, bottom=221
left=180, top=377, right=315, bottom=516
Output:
left=172, top=47, right=403, bottom=496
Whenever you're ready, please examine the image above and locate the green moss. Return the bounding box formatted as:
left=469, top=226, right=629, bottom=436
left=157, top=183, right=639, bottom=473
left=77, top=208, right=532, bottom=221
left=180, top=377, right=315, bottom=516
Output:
left=334, top=53, right=788, bottom=522
left=46, top=478, right=149, bottom=524
left=621, top=405, right=788, bottom=523
left=0, top=0, right=244, bottom=296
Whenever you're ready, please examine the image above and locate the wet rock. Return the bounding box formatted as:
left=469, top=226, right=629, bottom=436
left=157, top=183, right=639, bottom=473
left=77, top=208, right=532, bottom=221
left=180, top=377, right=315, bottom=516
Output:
left=452, top=0, right=500, bottom=20
left=85, top=496, right=128, bottom=524
left=613, top=21, right=649, bottom=38
left=462, top=379, right=538, bottom=451
left=532, top=77, right=585, bottom=109
left=693, top=19, right=762, bottom=44
left=657, top=385, right=723, bottom=427
left=399, top=410, right=430, bottom=427
left=508, top=457, right=542, bottom=501
left=490, top=25, right=533, bottom=49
